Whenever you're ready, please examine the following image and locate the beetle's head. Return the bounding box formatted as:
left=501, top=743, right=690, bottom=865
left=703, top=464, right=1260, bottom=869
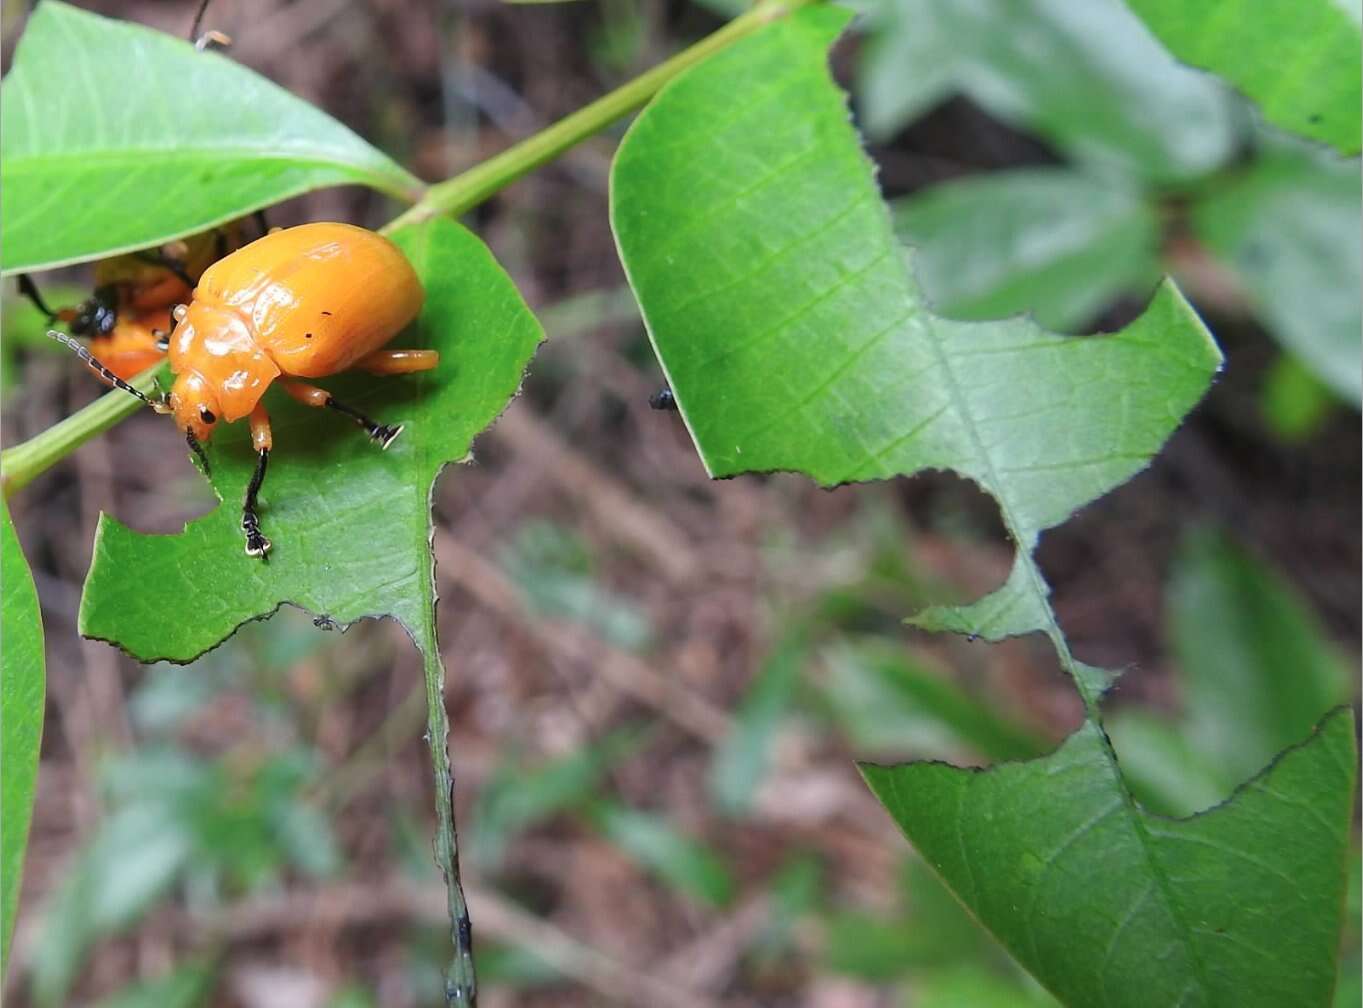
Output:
left=169, top=371, right=222, bottom=443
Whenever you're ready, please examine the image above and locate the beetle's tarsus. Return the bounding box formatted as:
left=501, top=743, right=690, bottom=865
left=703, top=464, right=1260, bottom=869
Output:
left=374, top=423, right=404, bottom=450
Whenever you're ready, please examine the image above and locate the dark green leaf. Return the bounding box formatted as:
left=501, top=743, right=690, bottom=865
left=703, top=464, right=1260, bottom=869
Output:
left=1124, top=0, right=1362, bottom=153
left=1191, top=128, right=1362, bottom=404
left=1, top=2, right=422, bottom=272
left=892, top=168, right=1161, bottom=332
left=588, top=802, right=735, bottom=908
left=80, top=217, right=542, bottom=661
left=863, top=709, right=1358, bottom=1008
left=0, top=501, right=44, bottom=977
left=853, top=0, right=1237, bottom=181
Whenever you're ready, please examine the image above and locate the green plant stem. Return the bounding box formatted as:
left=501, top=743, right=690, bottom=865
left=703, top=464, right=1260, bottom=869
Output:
left=1, top=361, right=169, bottom=496
left=384, top=0, right=816, bottom=232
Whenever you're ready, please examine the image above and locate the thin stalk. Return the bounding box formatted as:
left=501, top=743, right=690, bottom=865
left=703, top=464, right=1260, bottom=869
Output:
left=385, top=0, right=815, bottom=231
left=1, top=361, right=170, bottom=496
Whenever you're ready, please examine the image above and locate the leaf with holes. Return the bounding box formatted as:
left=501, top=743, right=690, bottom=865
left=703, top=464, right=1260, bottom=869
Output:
left=611, top=7, right=1355, bottom=1001
left=863, top=709, right=1357, bottom=1007
left=1124, top=0, right=1362, bottom=154
left=612, top=5, right=1219, bottom=696
left=0, top=1, right=422, bottom=273
left=1, top=500, right=44, bottom=978
left=79, top=216, right=541, bottom=659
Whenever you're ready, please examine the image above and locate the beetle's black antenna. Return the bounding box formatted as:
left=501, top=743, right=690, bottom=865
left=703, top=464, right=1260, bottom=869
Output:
left=185, top=428, right=213, bottom=477
left=17, top=275, right=58, bottom=320
left=47, top=330, right=170, bottom=412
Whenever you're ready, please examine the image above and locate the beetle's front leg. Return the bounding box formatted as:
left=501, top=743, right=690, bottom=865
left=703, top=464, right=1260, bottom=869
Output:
left=243, top=404, right=272, bottom=558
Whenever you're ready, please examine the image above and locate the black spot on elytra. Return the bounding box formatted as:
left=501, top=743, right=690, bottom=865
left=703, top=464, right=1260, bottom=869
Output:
left=321, top=310, right=332, bottom=316
left=304, top=332, right=313, bottom=339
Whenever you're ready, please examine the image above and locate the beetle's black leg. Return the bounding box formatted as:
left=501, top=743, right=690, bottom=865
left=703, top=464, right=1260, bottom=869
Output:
left=325, top=397, right=404, bottom=448
left=17, top=274, right=59, bottom=320
left=134, top=249, right=195, bottom=290
left=242, top=447, right=271, bottom=559
left=253, top=209, right=271, bottom=239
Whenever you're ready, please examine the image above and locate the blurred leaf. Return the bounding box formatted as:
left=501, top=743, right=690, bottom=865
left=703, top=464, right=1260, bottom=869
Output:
left=892, top=169, right=1161, bottom=332
left=1, top=2, right=421, bottom=272
left=81, top=217, right=543, bottom=663
left=472, top=726, right=646, bottom=866
left=1124, top=0, right=1362, bottom=154
left=89, top=961, right=215, bottom=1008
left=33, top=804, right=194, bottom=1006
left=914, top=965, right=1059, bottom=1008
left=863, top=709, right=1357, bottom=1007
left=325, top=986, right=378, bottom=1008
left=708, top=632, right=805, bottom=815
left=1192, top=128, right=1362, bottom=404
left=1260, top=353, right=1336, bottom=441
left=474, top=943, right=562, bottom=988
left=588, top=802, right=735, bottom=908
left=1103, top=711, right=1233, bottom=819
left=852, top=0, right=1236, bottom=181
left=754, top=852, right=824, bottom=957
left=1166, top=528, right=1353, bottom=786
left=1337, top=852, right=1362, bottom=1008
left=817, top=642, right=1045, bottom=762
left=501, top=522, right=652, bottom=651
left=0, top=501, right=43, bottom=977
left=822, top=908, right=922, bottom=981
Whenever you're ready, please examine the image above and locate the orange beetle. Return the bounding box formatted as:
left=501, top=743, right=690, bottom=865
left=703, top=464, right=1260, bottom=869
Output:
left=52, top=221, right=437, bottom=558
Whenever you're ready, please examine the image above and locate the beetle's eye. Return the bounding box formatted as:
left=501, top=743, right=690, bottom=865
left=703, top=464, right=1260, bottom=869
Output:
left=199, top=407, right=216, bottom=425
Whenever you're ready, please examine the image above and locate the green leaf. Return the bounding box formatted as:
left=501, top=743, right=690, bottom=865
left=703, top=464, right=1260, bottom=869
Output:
left=863, top=709, right=1358, bottom=1007
left=472, top=725, right=647, bottom=866
left=1260, top=353, right=1336, bottom=441
left=817, top=642, right=1045, bottom=763
left=1165, top=528, right=1352, bottom=787
left=612, top=3, right=1220, bottom=671
left=1191, top=128, right=1362, bottom=405
left=891, top=168, right=1161, bottom=332
left=1124, top=0, right=1362, bottom=154
left=89, top=961, right=215, bottom=1008
left=0, top=500, right=44, bottom=977
left=707, top=631, right=805, bottom=815
left=1, top=1, right=422, bottom=272
left=79, top=217, right=541, bottom=661
left=588, top=802, right=735, bottom=908
left=852, top=0, right=1237, bottom=181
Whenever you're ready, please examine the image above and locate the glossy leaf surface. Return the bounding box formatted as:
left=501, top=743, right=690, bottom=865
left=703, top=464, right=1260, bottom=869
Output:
left=1, top=2, right=422, bottom=272
left=0, top=501, right=44, bottom=977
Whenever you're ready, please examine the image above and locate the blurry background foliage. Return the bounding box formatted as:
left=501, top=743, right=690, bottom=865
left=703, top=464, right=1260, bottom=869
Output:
left=0, top=0, right=1358, bottom=1005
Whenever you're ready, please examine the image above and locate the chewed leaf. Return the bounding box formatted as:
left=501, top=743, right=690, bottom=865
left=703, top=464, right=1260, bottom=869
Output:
left=611, top=4, right=1221, bottom=655
left=79, top=218, right=543, bottom=662
left=1, top=2, right=423, bottom=272
left=862, top=708, right=1358, bottom=1007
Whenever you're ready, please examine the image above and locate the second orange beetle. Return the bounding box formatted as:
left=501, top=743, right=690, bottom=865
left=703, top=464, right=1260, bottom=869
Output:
left=59, top=221, right=438, bottom=558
